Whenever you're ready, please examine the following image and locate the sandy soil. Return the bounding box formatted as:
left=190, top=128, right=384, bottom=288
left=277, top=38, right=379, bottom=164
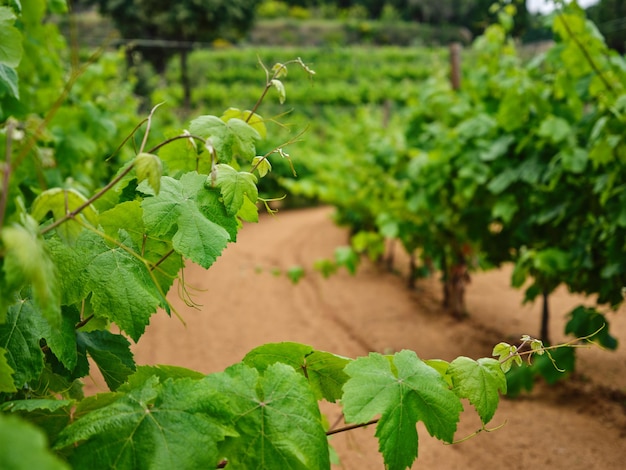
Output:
left=121, top=206, right=625, bottom=469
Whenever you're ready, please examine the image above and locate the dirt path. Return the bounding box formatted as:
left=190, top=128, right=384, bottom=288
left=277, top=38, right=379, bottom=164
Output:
left=127, top=206, right=626, bottom=469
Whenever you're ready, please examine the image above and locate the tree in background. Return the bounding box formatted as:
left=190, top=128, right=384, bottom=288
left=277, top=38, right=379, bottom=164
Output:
left=588, top=0, right=626, bottom=53
left=84, top=0, right=261, bottom=107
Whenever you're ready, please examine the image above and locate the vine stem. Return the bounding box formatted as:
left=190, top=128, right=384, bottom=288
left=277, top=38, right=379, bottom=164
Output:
left=40, top=163, right=135, bottom=235
left=326, top=418, right=379, bottom=436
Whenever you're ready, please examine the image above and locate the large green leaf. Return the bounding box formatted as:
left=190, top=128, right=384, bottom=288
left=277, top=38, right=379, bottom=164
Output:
left=0, top=398, right=73, bottom=443
left=208, top=362, right=330, bottom=469
left=242, top=342, right=351, bottom=402
left=141, top=172, right=235, bottom=269
left=76, top=330, right=136, bottom=391
left=0, top=347, right=16, bottom=392
left=0, top=63, right=18, bottom=99
left=342, top=350, right=462, bottom=470
left=55, top=376, right=233, bottom=470
left=98, top=200, right=182, bottom=293
left=47, top=231, right=167, bottom=342
left=0, top=413, right=70, bottom=470
left=35, top=305, right=79, bottom=372
left=0, top=300, right=45, bottom=390
left=448, top=356, right=506, bottom=424
left=0, top=7, right=22, bottom=68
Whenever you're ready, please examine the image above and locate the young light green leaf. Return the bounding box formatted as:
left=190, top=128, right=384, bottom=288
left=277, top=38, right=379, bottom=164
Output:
left=0, top=413, right=70, bottom=470
left=31, top=188, right=99, bottom=243
left=208, top=362, right=330, bottom=469
left=343, top=350, right=462, bottom=470
left=271, top=79, right=286, bottom=104
left=271, top=62, right=288, bottom=78
left=55, top=376, right=234, bottom=470
left=252, top=155, right=272, bottom=177
left=221, top=107, right=267, bottom=139
left=141, top=172, right=234, bottom=269
left=214, top=163, right=258, bottom=216
left=134, top=152, right=162, bottom=194
left=189, top=115, right=260, bottom=163
left=236, top=194, right=259, bottom=223
left=0, top=347, right=16, bottom=393
left=448, top=356, right=506, bottom=424
left=492, top=342, right=520, bottom=373
left=76, top=330, right=136, bottom=391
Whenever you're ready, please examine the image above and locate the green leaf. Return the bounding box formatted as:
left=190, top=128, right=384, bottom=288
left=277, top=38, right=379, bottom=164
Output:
left=0, top=398, right=73, bottom=443
left=47, top=230, right=167, bottom=342
left=304, top=350, right=351, bottom=403
left=37, top=305, right=80, bottom=371
left=342, top=350, right=462, bottom=470
left=134, top=152, right=162, bottom=194
left=479, top=134, right=514, bottom=161
left=141, top=172, right=234, bottom=269
left=0, top=63, right=19, bottom=99
left=189, top=115, right=260, bottom=163
left=271, top=79, right=286, bottom=104
left=236, top=194, right=259, bottom=223
left=120, top=365, right=205, bottom=392
left=55, top=376, right=233, bottom=470
left=0, top=347, right=16, bottom=392
left=208, top=362, right=330, bottom=469
left=252, top=155, right=272, bottom=177
left=565, top=306, right=618, bottom=350
left=243, top=341, right=313, bottom=372
left=0, top=300, right=45, bottom=390
left=286, top=265, right=305, bottom=284
left=448, top=356, right=506, bottom=424
left=77, top=330, right=136, bottom=391
left=31, top=188, right=99, bottom=243
left=537, top=115, right=571, bottom=144
left=0, top=9, right=23, bottom=68
left=560, top=147, right=588, bottom=173
left=0, top=413, right=70, bottom=470
left=1, top=220, right=61, bottom=327
left=98, top=201, right=182, bottom=294
left=221, top=107, right=267, bottom=139
left=214, top=163, right=258, bottom=216
left=242, top=342, right=350, bottom=403
left=492, top=342, right=520, bottom=373
left=334, top=246, right=359, bottom=274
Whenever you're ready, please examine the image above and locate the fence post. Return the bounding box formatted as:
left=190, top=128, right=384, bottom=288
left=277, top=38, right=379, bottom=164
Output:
left=449, top=42, right=462, bottom=90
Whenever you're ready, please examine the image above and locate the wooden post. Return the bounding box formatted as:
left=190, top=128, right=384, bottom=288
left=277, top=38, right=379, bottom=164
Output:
left=449, top=42, right=462, bottom=91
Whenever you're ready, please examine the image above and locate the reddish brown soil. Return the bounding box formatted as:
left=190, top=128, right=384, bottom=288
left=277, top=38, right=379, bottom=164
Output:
left=111, top=206, right=625, bottom=469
